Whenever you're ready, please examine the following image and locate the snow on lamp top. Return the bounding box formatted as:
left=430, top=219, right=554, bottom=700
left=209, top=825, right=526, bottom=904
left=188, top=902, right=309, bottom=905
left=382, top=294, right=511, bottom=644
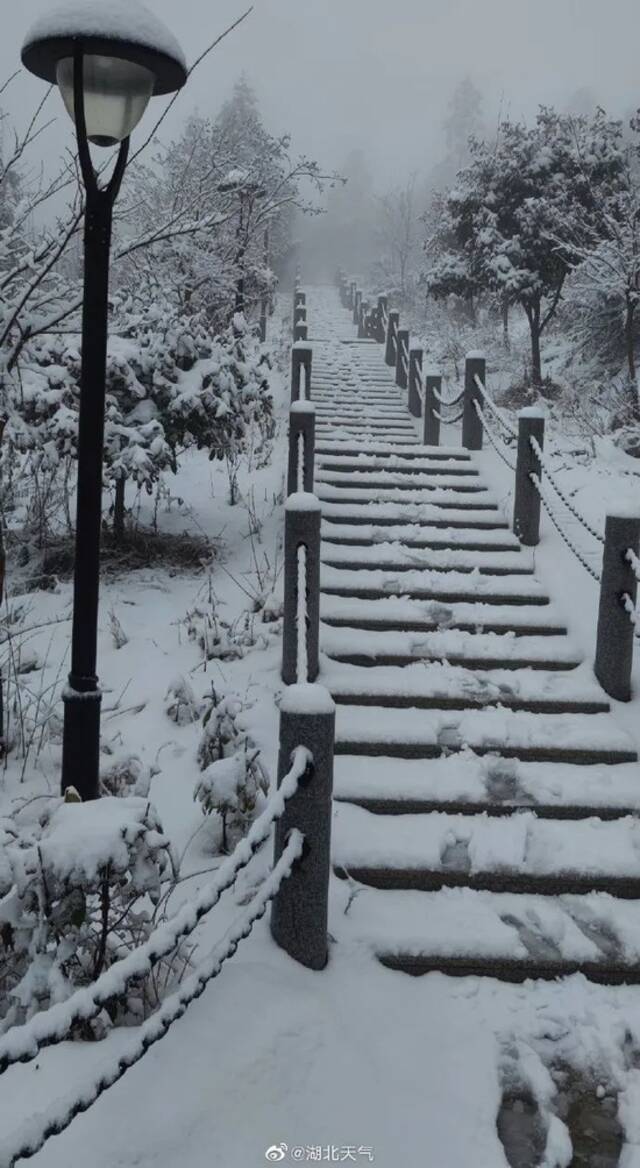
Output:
left=22, top=0, right=187, bottom=95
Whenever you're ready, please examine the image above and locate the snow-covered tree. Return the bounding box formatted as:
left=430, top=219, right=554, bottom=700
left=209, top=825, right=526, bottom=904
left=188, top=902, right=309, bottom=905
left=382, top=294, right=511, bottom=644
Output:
left=372, top=174, right=421, bottom=304
left=425, top=107, right=627, bottom=386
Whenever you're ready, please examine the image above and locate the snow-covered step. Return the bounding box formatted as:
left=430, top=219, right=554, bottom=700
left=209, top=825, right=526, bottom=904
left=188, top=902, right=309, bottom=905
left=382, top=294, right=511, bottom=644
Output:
left=321, top=521, right=519, bottom=551
left=321, top=500, right=507, bottom=529
left=321, top=658, right=608, bottom=715
left=316, top=455, right=479, bottom=476
left=317, top=485, right=496, bottom=508
left=315, top=442, right=453, bottom=458
left=332, top=754, right=640, bottom=818
left=316, top=471, right=488, bottom=494
left=333, top=803, right=640, bottom=895
left=321, top=542, right=532, bottom=576
left=342, top=886, right=640, bottom=983
left=321, top=623, right=579, bottom=670
left=321, top=563, right=549, bottom=606
left=319, top=595, right=568, bottom=637
left=334, top=704, right=637, bottom=764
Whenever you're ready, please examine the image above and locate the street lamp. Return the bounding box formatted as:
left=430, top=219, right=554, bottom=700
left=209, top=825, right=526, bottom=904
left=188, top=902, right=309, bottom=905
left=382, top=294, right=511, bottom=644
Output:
left=22, top=1, right=187, bottom=800
left=217, top=169, right=266, bottom=318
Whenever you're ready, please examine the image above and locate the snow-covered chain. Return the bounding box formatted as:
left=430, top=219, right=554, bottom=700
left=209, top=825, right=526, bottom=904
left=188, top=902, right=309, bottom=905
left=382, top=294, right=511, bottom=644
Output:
left=473, top=400, right=516, bottom=471
left=627, top=547, right=640, bottom=585
left=622, top=593, right=640, bottom=639
left=0, top=831, right=304, bottom=1168
left=432, top=384, right=464, bottom=408
left=296, top=543, right=309, bottom=683
left=0, top=748, right=311, bottom=1076
left=529, top=436, right=605, bottom=545
left=432, top=407, right=464, bottom=425
left=529, top=473, right=601, bottom=582
left=473, top=373, right=518, bottom=441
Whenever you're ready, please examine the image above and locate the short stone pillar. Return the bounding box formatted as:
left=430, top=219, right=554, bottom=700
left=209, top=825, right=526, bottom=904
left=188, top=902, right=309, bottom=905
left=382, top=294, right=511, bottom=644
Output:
left=291, top=342, right=312, bottom=402
left=385, top=310, right=399, bottom=367
left=358, top=300, right=369, bottom=339
left=353, top=289, right=362, bottom=327
left=348, top=280, right=356, bottom=311
left=395, top=328, right=409, bottom=390
left=271, top=682, right=335, bottom=970
left=294, top=291, right=306, bottom=311
left=513, top=408, right=545, bottom=546
left=423, top=369, right=442, bottom=447
left=294, top=322, right=308, bottom=343
left=287, top=402, right=316, bottom=496
left=282, top=493, right=321, bottom=685
left=462, top=351, right=486, bottom=451
left=294, top=304, right=307, bottom=326
left=408, top=348, right=423, bottom=418
left=595, top=511, right=640, bottom=702
left=376, top=295, right=388, bottom=343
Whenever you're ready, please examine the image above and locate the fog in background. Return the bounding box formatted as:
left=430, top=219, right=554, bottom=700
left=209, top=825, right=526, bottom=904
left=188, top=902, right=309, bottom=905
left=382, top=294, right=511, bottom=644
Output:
left=3, top=0, right=640, bottom=178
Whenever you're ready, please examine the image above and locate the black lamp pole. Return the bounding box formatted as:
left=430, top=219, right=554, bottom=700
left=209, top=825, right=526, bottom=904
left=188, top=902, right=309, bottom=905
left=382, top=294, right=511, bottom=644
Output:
left=61, top=48, right=129, bottom=800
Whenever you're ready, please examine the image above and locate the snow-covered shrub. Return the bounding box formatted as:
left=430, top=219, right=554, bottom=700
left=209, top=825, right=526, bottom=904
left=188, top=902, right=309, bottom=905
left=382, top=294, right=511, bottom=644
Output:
left=165, top=675, right=203, bottom=725
left=100, top=752, right=152, bottom=799
left=195, top=688, right=269, bottom=853
left=0, top=796, right=176, bottom=1033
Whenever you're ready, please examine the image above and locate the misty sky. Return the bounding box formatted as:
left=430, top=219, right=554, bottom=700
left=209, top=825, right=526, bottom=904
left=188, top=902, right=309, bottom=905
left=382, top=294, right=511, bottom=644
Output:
left=2, top=0, right=640, bottom=188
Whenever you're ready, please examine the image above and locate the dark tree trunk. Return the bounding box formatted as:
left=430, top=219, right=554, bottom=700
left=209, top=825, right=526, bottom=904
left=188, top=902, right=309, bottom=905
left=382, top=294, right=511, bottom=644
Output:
left=113, top=477, right=126, bottom=544
left=624, top=299, right=639, bottom=417
left=526, top=300, right=543, bottom=389
left=502, top=297, right=510, bottom=351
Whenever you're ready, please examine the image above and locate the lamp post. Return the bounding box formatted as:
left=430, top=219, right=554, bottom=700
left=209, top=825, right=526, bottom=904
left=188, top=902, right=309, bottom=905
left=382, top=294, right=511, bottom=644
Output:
left=218, top=170, right=266, bottom=319
left=22, top=1, right=187, bottom=800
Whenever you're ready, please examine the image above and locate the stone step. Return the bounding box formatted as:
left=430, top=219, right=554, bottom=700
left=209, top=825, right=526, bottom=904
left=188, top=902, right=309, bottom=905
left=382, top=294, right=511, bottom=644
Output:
left=333, top=803, right=640, bottom=895
left=320, top=595, right=567, bottom=636
left=321, top=503, right=508, bottom=529
left=321, top=659, right=609, bottom=715
left=316, top=458, right=480, bottom=476
left=332, top=754, right=640, bottom=819
left=315, top=445, right=470, bottom=461
left=321, top=543, right=531, bottom=576
left=340, top=886, right=640, bottom=983
left=334, top=703, right=637, bottom=764
left=321, top=564, right=549, bottom=606
left=317, top=486, right=498, bottom=508
left=321, top=521, right=519, bottom=551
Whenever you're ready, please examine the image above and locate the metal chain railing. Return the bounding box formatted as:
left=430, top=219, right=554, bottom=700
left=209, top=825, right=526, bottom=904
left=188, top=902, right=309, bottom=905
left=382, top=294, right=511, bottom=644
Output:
left=1, top=832, right=304, bottom=1168
left=473, top=400, right=516, bottom=471
left=530, top=436, right=605, bottom=545
left=529, top=472, right=601, bottom=582
left=0, top=748, right=310, bottom=1077
left=433, top=406, right=464, bottom=425
left=474, top=373, right=518, bottom=442
left=433, top=384, right=464, bottom=408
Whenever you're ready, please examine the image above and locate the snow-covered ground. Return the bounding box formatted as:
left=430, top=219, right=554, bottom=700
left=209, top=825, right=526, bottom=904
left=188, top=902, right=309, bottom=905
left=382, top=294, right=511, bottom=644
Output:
left=3, top=288, right=640, bottom=1168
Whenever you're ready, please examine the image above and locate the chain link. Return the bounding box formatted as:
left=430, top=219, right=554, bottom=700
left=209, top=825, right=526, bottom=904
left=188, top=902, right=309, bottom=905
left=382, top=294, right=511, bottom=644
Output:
left=529, top=473, right=601, bottom=582
left=473, top=374, right=518, bottom=441
left=473, top=401, right=516, bottom=471
left=529, top=436, right=604, bottom=545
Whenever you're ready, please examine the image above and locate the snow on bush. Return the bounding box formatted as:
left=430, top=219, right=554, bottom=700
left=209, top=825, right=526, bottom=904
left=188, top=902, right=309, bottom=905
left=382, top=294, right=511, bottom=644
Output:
left=0, top=796, right=177, bottom=1034
left=195, top=688, right=269, bottom=853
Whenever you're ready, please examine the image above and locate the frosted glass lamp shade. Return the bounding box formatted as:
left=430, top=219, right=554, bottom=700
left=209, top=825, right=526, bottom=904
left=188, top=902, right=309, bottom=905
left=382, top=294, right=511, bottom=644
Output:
left=56, top=55, right=154, bottom=146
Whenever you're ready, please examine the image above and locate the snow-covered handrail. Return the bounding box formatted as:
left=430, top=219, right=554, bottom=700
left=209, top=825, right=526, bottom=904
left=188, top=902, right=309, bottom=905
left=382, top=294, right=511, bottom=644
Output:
left=473, top=400, right=516, bottom=471
left=529, top=436, right=604, bottom=545
left=529, top=472, right=601, bottom=582
left=473, top=373, right=518, bottom=441
left=0, top=832, right=304, bottom=1168
left=0, top=747, right=310, bottom=1077
left=296, top=543, right=309, bottom=683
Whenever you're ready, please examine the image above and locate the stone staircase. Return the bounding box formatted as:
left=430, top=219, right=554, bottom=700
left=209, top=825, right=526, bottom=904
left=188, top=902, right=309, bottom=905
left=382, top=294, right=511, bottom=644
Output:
left=306, top=286, right=640, bottom=985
